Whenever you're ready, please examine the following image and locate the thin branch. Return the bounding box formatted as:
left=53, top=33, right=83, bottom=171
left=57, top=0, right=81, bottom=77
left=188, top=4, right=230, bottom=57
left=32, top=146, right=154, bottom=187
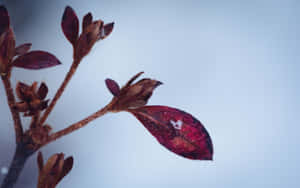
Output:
left=39, top=60, right=79, bottom=126
left=30, top=112, right=40, bottom=129
left=41, top=103, right=112, bottom=146
left=1, top=75, right=23, bottom=143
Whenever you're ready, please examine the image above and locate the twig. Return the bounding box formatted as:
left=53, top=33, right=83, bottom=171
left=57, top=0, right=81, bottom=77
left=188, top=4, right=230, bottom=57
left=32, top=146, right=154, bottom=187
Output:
left=39, top=61, right=79, bottom=126
left=41, top=103, right=112, bottom=146
left=30, top=112, right=40, bottom=129
left=1, top=75, right=23, bottom=143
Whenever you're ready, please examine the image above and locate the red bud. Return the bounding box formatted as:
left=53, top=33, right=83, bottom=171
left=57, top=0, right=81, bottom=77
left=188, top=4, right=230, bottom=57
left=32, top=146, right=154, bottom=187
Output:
left=105, top=78, right=120, bottom=96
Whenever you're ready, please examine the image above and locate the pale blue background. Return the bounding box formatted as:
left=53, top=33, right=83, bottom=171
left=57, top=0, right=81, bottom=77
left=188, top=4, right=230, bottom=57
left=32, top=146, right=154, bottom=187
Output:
left=0, top=0, right=299, bottom=187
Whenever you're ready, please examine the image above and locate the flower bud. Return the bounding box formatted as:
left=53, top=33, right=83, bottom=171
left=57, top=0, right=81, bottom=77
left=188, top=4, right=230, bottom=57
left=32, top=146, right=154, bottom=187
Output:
left=107, top=72, right=162, bottom=112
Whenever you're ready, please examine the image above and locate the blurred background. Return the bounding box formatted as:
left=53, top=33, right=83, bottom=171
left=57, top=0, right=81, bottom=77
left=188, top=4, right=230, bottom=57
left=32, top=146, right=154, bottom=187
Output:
left=0, top=0, right=299, bottom=187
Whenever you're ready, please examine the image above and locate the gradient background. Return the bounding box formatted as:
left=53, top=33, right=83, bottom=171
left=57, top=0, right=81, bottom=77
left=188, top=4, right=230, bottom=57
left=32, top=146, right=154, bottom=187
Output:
left=0, top=0, right=299, bottom=187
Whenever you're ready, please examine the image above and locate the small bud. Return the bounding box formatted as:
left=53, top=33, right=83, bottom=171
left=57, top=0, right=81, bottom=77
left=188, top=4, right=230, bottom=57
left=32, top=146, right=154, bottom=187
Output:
left=74, top=20, right=103, bottom=61
left=15, top=82, right=49, bottom=115
left=108, top=72, right=162, bottom=111
left=37, top=152, right=74, bottom=188
left=105, top=78, right=120, bottom=96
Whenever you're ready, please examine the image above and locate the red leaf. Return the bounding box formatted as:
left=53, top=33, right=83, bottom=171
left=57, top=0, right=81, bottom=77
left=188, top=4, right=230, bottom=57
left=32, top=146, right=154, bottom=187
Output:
left=0, top=6, right=9, bottom=36
left=130, top=106, right=213, bottom=160
left=13, top=51, right=61, bottom=70
left=61, top=6, right=79, bottom=46
left=15, top=43, right=32, bottom=56
left=105, top=78, right=120, bottom=96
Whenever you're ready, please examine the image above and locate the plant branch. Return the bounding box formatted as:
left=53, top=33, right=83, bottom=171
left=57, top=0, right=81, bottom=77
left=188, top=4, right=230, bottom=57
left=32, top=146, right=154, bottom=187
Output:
left=41, top=103, right=113, bottom=146
left=30, top=112, right=40, bottom=129
left=39, top=60, right=80, bottom=126
left=1, top=75, right=23, bottom=143
left=0, top=143, right=35, bottom=188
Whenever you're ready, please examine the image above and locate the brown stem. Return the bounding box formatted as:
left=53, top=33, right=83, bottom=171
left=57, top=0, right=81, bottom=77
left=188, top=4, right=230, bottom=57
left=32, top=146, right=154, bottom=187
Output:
left=30, top=112, right=40, bottom=129
left=41, top=103, right=112, bottom=146
left=1, top=75, right=23, bottom=143
left=39, top=61, right=80, bottom=126
left=0, top=143, right=35, bottom=188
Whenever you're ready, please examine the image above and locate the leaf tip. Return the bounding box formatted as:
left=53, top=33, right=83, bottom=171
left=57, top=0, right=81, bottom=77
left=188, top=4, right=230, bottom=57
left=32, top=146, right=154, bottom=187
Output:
left=62, top=6, right=79, bottom=45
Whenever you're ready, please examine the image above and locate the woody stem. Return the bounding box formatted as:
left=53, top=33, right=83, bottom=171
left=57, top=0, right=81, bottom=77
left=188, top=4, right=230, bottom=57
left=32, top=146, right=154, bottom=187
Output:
left=0, top=143, right=35, bottom=188
left=41, top=103, right=113, bottom=146
left=1, top=75, right=23, bottom=143
left=39, top=60, right=80, bottom=126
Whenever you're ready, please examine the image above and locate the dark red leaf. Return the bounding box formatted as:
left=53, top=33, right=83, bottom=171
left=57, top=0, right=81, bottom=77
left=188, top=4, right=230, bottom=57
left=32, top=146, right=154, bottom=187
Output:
left=38, top=82, right=48, bottom=100
left=130, top=106, right=213, bottom=160
left=61, top=6, right=79, bottom=46
left=105, top=78, right=120, bottom=96
left=0, top=6, right=9, bottom=36
left=13, top=51, right=61, bottom=70
left=15, top=43, right=32, bottom=56
left=82, top=12, right=93, bottom=32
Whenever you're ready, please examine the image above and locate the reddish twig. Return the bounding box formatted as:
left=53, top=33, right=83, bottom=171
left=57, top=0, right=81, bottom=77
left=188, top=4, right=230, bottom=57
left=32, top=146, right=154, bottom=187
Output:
left=1, top=75, right=23, bottom=143
left=30, top=112, right=40, bottom=129
left=41, top=103, right=112, bottom=146
left=39, top=60, right=79, bottom=126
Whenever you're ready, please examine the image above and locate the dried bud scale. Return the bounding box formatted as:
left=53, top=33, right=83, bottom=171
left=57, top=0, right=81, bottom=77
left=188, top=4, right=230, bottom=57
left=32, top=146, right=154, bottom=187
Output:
left=37, top=152, right=73, bottom=188
left=14, top=82, right=49, bottom=116
left=107, top=72, right=163, bottom=112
